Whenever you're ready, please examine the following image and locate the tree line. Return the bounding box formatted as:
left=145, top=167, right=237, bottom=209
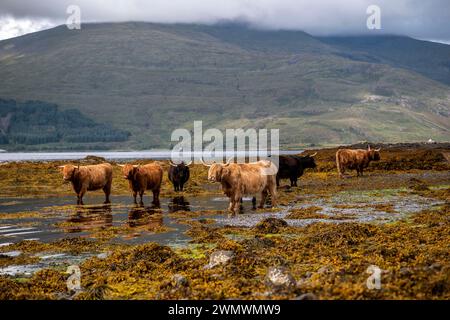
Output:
left=0, top=99, right=130, bottom=146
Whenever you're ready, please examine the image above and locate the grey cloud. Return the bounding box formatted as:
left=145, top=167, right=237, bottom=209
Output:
left=0, top=0, right=449, bottom=41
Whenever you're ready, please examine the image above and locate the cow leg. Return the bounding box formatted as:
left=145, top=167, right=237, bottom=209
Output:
left=152, top=189, right=160, bottom=205
left=259, top=190, right=268, bottom=209
left=337, top=158, right=345, bottom=178
left=228, top=194, right=235, bottom=212
left=78, top=188, right=86, bottom=205
left=132, top=191, right=138, bottom=204
left=233, top=194, right=242, bottom=214
left=139, top=191, right=144, bottom=205
left=276, top=176, right=280, bottom=187
left=180, top=183, right=184, bottom=192
left=103, top=185, right=111, bottom=204
left=252, top=197, right=257, bottom=210
left=339, top=167, right=345, bottom=178
left=269, top=185, right=277, bottom=207
left=290, top=176, right=298, bottom=187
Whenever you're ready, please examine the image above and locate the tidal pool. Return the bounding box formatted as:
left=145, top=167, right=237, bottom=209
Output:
left=0, top=195, right=229, bottom=246
left=0, top=188, right=444, bottom=277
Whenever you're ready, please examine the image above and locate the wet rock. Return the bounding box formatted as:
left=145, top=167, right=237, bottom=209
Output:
left=172, top=274, right=189, bottom=287
left=265, top=266, right=296, bottom=292
left=294, top=293, right=318, bottom=300
left=97, top=252, right=109, bottom=259
left=254, top=218, right=288, bottom=234
left=204, top=250, right=234, bottom=269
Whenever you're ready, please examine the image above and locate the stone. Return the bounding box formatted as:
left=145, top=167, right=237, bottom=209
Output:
left=294, top=293, right=318, bottom=300
left=172, top=274, right=189, bottom=287
left=265, top=266, right=296, bottom=292
left=204, top=250, right=234, bottom=269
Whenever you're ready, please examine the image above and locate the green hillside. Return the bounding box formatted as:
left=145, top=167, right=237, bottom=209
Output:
left=0, top=22, right=449, bottom=150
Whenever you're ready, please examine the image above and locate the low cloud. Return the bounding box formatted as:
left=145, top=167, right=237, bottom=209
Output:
left=0, top=0, right=449, bottom=41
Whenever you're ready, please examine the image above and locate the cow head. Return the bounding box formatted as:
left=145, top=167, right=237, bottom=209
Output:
left=118, top=164, right=139, bottom=180
left=201, top=157, right=232, bottom=182
left=169, top=161, right=191, bottom=180
left=367, top=145, right=381, bottom=161
left=300, top=152, right=317, bottom=169
left=58, top=165, right=80, bottom=181
left=207, top=163, right=226, bottom=182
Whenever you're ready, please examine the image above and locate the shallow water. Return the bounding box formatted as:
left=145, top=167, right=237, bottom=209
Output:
left=0, top=194, right=229, bottom=246
left=0, top=188, right=444, bottom=277
left=0, top=189, right=443, bottom=245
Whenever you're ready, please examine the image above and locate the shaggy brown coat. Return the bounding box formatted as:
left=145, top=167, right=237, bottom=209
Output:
left=336, top=148, right=380, bottom=178
left=207, top=160, right=278, bottom=214
left=121, top=163, right=163, bottom=205
left=60, top=163, right=113, bottom=205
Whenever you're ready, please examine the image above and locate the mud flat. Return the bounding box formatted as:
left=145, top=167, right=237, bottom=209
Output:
left=0, top=143, right=449, bottom=299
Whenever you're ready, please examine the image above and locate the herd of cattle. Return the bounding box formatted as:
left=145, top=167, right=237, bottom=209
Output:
left=58, top=146, right=381, bottom=214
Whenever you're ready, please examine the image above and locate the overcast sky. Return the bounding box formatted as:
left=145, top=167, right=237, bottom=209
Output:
left=0, top=0, right=449, bottom=42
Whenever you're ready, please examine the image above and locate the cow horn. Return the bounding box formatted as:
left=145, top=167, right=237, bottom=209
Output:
left=368, top=144, right=371, bottom=151
left=310, top=152, right=317, bottom=157
left=58, top=165, right=65, bottom=168
left=225, top=157, right=234, bottom=165
left=169, top=160, right=178, bottom=167
left=200, top=157, right=212, bottom=167
left=117, top=164, right=125, bottom=167
left=185, top=160, right=193, bottom=166
left=375, top=148, right=381, bottom=152
left=133, top=164, right=140, bottom=168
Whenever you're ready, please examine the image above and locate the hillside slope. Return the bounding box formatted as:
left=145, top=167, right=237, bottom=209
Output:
left=0, top=22, right=449, bottom=150
left=0, top=99, right=129, bottom=150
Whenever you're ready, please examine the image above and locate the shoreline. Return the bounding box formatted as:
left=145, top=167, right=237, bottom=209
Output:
left=0, top=143, right=449, bottom=299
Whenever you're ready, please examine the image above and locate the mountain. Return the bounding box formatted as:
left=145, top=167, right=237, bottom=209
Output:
left=0, top=22, right=449, bottom=150
left=319, top=35, right=450, bottom=85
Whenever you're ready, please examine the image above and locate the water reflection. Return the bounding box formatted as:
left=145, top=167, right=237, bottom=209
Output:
left=64, top=204, right=113, bottom=233
left=128, top=205, right=163, bottom=230
left=168, top=196, right=190, bottom=213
